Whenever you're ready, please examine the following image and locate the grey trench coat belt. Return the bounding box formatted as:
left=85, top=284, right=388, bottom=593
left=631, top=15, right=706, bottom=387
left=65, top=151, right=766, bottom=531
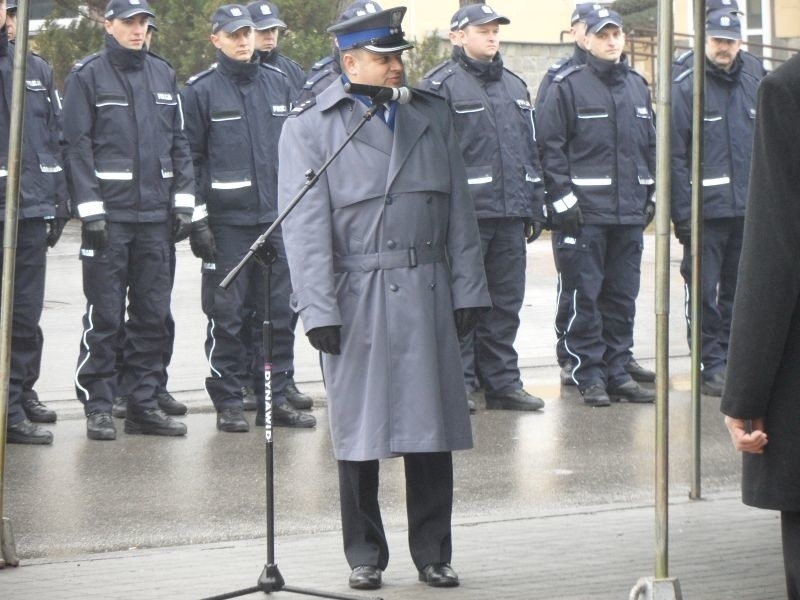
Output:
left=333, top=246, right=446, bottom=273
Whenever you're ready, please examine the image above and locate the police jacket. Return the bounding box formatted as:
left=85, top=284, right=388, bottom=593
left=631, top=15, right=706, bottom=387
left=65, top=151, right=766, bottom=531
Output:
left=534, top=44, right=587, bottom=115
left=62, top=34, right=194, bottom=224
left=0, top=32, right=68, bottom=221
left=418, top=46, right=545, bottom=223
left=181, top=51, right=291, bottom=226
left=258, top=48, right=306, bottom=98
left=673, top=48, right=766, bottom=80
left=537, top=53, right=656, bottom=226
left=671, top=54, right=761, bottom=224
left=296, top=54, right=339, bottom=104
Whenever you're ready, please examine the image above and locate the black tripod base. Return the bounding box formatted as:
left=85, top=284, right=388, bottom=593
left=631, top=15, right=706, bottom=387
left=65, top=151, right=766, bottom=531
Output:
left=201, top=563, right=383, bottom=600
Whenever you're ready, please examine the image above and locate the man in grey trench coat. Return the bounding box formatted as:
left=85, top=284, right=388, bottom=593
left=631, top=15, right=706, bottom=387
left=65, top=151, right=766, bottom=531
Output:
left=277, top=6, right=490, bottom=591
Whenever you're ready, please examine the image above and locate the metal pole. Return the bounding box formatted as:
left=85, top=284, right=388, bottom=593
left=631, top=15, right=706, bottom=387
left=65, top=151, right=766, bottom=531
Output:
left=689, top=0, right=706, bottom=502
left=0, top=0, right=31, bottom=568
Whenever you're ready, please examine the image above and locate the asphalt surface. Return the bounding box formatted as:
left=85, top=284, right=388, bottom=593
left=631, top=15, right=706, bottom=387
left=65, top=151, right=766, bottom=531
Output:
left=0, top=224, right=789, bottom=599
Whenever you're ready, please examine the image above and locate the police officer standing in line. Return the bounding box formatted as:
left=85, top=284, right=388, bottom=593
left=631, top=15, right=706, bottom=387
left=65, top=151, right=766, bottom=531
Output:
left=296, top=1, right=382, bottom=104
left=419, top=3, right=546, bottom=413
left=246, top=1, right=305, bottom=94
left=111, top=15, right=188, bottom=420
left=181, top=4, right=315, bottom=432
left=1, top=0, right=69, bottom=443
left=279, top=6, right=490, bottom=589
left=64, top=0, right=195, bottom=440
left=538, top=8, right=656, bottom=407
left=419, top=7, right=465, bottom=85
left=536, top=1, right=656, bottom=389
left=671, top=10, right=761, bottom=396
left=672, top=0, right=766, bottom=80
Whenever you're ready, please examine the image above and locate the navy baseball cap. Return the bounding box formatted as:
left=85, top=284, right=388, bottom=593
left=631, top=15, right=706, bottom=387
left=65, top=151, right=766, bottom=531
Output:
left=456, top=3, right=510, bottom=29
left=450, top=7, right=464, bottom=32
left=246, top=1, right=287, bottom=30
left=585, top=8, right=623, bottom=34
left=7, top=0, right=17, bottom=12
left=211, top=4, right=255, bottom=34
left=328, top=6, right=413, bottom=54
left=706, top=9, right=742, bottom=40
left=706, top=0, right=743, bottom=15
left=147, top=17, right=158, bottom=31
left=337, top=1, right=382, bottom=24
left=104, top=0, right=154, bottom=20
left=571, top=3, right=604, bottom=25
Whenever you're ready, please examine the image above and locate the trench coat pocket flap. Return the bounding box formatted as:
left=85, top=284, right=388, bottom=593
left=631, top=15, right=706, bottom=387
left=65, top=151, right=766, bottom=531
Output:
left=466, top=165, right=493, bottom=186
left=524, top=164, right=541, bottom=184
left=159, top=156, right=174, bottom=179
left=210, top=168, right=252, bottom=190
left=95, top=158, right=134, bottom=181
left=95, top=93, right=128, bottom=108
left=637, top=164, right=654, bottom=186
left=37, top=152, right=63, bottom=174
left=453, top=100, right=485, bottom=114
left=571, top=166, right=612, bottom=186
left=577, top=106, right=609, bottom=119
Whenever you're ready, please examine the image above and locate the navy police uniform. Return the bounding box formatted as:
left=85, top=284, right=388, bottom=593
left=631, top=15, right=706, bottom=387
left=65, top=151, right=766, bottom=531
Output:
left=64, top=25, right=195, bottom=421
left=0, top=31, right=68, bottom=440
left=246, top=1, right=306, bottom=94
left=537, top=15, right=656, bottom=397
left=418, top=12, right=545, bottom=404
left=671, top=12, right=762, bottom=386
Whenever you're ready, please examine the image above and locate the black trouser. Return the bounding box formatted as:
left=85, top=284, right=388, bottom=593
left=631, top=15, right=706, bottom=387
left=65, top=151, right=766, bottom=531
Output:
left=680, top=217, right=743, bottom=379
left=75, top=221, right=172, bottom=415
left=783, top=511, right=800, bottom=600
left=22, top=326, right=43, bottom=396
left=338, top=452, right=453, bottom=571
left=201, top=223, right=293, bottom=411
left=461, top=218, right=526, bottom=395
left=552, top=235, right=571, bottom=368
left=555, top=224, right=643, bottom=390
left=1, top=219, right=47, bottom=425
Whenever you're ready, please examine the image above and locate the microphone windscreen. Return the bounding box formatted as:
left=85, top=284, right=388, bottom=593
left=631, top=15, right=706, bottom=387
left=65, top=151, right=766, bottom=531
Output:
left=396, top=87, right=412, bottom=104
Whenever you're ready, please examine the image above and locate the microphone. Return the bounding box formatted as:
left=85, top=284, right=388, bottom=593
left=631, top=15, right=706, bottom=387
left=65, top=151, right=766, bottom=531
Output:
left=343, top=82, right=412, bottom=105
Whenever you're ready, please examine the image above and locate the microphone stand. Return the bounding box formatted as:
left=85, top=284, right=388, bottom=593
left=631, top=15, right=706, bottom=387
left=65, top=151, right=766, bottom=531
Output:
left=202, top=100, right=384, bottom=600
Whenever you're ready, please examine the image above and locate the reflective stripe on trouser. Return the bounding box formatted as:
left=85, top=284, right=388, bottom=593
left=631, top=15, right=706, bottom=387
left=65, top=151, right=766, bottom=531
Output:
left=201, top=223, right=294, bottom=411
left=460, top=218, right=525, bottom=395
left=75, top=222, right=171, bottom=415
left=556, top=224, right=643, bottom=389
left=0, top=219, right=47, bottom=425
left=680, top=216, right=744, bottom=377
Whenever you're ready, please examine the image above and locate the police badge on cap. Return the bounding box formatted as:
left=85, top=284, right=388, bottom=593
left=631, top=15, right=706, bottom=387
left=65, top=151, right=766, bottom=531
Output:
left=328, top=6, right=413, bottom=54
left=706, top=9, right=742, bottom=40
left=457, top=3, right=510, bottom=29
left=585, top=8, right=624, bottom=34
left=105, top=0, right=155, bottom=20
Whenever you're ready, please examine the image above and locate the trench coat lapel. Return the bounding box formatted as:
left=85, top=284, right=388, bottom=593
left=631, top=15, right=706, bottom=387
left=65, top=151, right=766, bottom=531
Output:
left=387, top=100, right=429, bottom=191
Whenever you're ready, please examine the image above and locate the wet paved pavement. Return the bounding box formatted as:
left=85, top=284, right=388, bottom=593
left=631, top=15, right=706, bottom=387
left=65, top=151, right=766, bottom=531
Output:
left=0, top=225, right=789, bottom=598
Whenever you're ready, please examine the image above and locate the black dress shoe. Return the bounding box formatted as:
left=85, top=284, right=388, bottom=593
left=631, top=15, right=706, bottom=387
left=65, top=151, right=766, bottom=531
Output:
left=284, top=382, right=313, bottom=410
left=608, top=380, right=655, bottom=403
left=156, top=391, right=188, bottom=416
left=241, top=386, right=257, bottom=411
left=112, top=395, right=128, bottom=419
left=560, top=364, right=576, bottom=386
left=418, top=563, right=459, bottom=588
left=625, top=358, right=656, bottom=383
left=485, top=388, right=544, bottom=411
left=257, top=403, right=316, bottom=428
left=21, top=392, right=57, bottom=423
left=7, top=419, right=53, bottom=445
left=581, top=383, right=610, bottom=407
left=217, top=407, right=250, bottom=432
left=87, top=412, right=117, bottom=441
left=124, top=409, right=187, bottom=436
left=701, top=372, right=725, bottom=397
left=349, top=565, right=382, bottom=590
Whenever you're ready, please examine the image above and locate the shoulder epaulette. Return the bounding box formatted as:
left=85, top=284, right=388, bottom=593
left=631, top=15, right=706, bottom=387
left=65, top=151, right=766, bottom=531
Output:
left=630, top=68, right=650, bottom=86
left=547, top=57, right=570, bottom=74
left=147, top=50, right=173, bottom=69
left=282, top=55, right=304, bottom=71
left=303, top=66, right=334, bottom=90
left=673, top=68, right=693, bottom=83
left=185, top=65, right=216, bottom=86
left=422, top=64, right=457, bottom=91
left=503, top=67, right=528, bottom=87
left=423, top=59, right=451, bottom=80
left=29, top=49, right=49, bottom=64
left=71, top=53, right=101, bottom=72
left=311, top=55, right=335, bottom=71
left=675, top=49, right=693, bottom=65
left=260, top=62, right=288, bottom=77
left=553, top=64, right=584, bottom=83
left=289, top=96, right=316, bottom=117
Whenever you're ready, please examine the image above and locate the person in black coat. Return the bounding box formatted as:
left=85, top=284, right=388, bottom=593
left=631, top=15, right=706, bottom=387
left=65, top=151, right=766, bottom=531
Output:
left=720, top=52, right=800, bottom=600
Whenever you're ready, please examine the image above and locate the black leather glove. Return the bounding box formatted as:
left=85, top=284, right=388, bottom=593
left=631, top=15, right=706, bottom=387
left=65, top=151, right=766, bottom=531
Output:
left=552, top=203, right=584, bottom=236
left=644, top=201, right=656, bottom=226
left=172, top=212, right=193, bottom=242
left=454, top=307, right=481, bottom=339
left=81, top=218, right=108, bottom=251
left=190, top=219, right=216, bottom=263
left=307, top=326, right=341, bottom=355
left=46, top=217, right=69, bottom=248
left=524, top=220, right=543, bottom=244
left=674, top=220, right=691, bottom=246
